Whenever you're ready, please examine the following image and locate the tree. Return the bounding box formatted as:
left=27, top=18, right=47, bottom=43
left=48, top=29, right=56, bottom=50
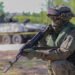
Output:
left=0, top=2, right=4, bottom=15
left=0, top=2, right=5, bottom=22
left=53, top=0, right=65, bottom=6
left=68, top=0, right=75, bottom=12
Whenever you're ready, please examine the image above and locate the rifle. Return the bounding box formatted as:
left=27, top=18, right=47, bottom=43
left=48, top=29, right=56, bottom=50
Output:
left=3, top=25, right=55, bottom=73
left=3, top=26, right=49, bottom=73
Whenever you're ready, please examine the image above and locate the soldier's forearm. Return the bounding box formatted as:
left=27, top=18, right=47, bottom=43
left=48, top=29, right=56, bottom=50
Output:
left=21, top=49, right=64, bottom=61
left=35, top=49, right=66, bottom=61
left=34, top=51, right=52, bottom=61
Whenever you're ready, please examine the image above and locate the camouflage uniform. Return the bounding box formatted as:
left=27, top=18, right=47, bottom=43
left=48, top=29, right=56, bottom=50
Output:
left=46, top=23, right=75, bottom=75
left=23, top=6, right=75, bottom=75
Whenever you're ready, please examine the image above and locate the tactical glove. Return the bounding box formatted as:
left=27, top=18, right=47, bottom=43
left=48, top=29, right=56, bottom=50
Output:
left=21, top=49, right=36, bottom=59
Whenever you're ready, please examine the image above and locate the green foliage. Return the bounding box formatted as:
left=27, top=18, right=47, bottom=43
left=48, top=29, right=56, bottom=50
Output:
left=70, top=18, right=75, bottom=24
left=68, top=0, right=75, bottom=13
left=14, top=11, right=50, bottom=24
left=53, top=0, right=65, bottom=6
left=11, top=0, right=75, bottom=25
left=0, top=1, right=4, bottom=15
left=14, top=16, right=26, bottom=22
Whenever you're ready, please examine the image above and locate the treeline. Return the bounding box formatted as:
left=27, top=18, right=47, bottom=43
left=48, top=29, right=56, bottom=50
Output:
left=7, top=0, right=75, bottom=24
left=0, top=0, right=75, bottom=24
left=14, top=11, right=51, bottom=24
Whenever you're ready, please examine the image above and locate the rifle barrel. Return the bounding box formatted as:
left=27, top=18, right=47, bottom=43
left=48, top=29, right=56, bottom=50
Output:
left=3, top=54, right=21, bottom=73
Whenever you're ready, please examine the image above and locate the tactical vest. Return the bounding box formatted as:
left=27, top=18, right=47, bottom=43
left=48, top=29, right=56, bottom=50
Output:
left=55, top=26, right=75, bottom=65
left=46, top=23, right=75, bottom=65
left=46, top=24, right=73, bottom=47
left=62, top=25, right=75, bottom=65
left=66, top=27, right=75, bottom=65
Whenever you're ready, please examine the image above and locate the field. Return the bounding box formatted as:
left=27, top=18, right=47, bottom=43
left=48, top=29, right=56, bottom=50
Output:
left=0, top=51, right=48, bottom=75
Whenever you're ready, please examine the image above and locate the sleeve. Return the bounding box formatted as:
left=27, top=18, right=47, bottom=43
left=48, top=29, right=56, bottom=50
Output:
left=59, top=30, right=75, bottom=59
left=47, top=29, right=75, bottom=61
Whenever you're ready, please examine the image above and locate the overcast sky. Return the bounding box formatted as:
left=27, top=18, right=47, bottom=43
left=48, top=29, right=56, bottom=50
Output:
left=0, top=0, right=46, bottom=13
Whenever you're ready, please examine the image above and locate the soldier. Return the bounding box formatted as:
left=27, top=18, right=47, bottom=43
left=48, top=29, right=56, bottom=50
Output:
left=22, top=5, right=75, bottom=75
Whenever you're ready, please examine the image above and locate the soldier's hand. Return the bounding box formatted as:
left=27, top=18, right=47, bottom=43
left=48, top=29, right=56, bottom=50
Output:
left=21, top=49, right=36, bottom=59
left=20, top=49, right=31, bottom=55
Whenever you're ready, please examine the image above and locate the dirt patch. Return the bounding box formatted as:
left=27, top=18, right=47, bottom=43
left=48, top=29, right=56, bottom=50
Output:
left=0, top=51, right=48, bottom=75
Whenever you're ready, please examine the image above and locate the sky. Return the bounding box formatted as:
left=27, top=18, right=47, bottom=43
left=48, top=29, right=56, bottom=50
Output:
left=0, top=0, right=46, bottom=13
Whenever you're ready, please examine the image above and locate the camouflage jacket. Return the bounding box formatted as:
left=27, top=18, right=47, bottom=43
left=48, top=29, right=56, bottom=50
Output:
left=23, top=22, right=75, bottom=62
left=32, top=22, right=75, bottom=61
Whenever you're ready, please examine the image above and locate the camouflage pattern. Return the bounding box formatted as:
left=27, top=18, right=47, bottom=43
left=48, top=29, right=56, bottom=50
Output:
left=46, top=23, right=75, bottom=75
left=48, top=60, right=75, bottom=75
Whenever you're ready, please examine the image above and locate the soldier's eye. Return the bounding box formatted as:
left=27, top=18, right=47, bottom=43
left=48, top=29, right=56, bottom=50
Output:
left=52, top=16, right=60, bottom=20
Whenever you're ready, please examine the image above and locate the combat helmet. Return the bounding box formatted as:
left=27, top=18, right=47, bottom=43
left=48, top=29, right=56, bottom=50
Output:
left=47, top=5, right=75, bottom=20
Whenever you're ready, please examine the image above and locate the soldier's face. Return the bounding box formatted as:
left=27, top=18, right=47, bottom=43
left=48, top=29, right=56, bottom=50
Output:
left=49, top=15, right=64, bottom=32
left=50, top=15, right=61, bottom=23
left=49, top=15, right=63, bottom=26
